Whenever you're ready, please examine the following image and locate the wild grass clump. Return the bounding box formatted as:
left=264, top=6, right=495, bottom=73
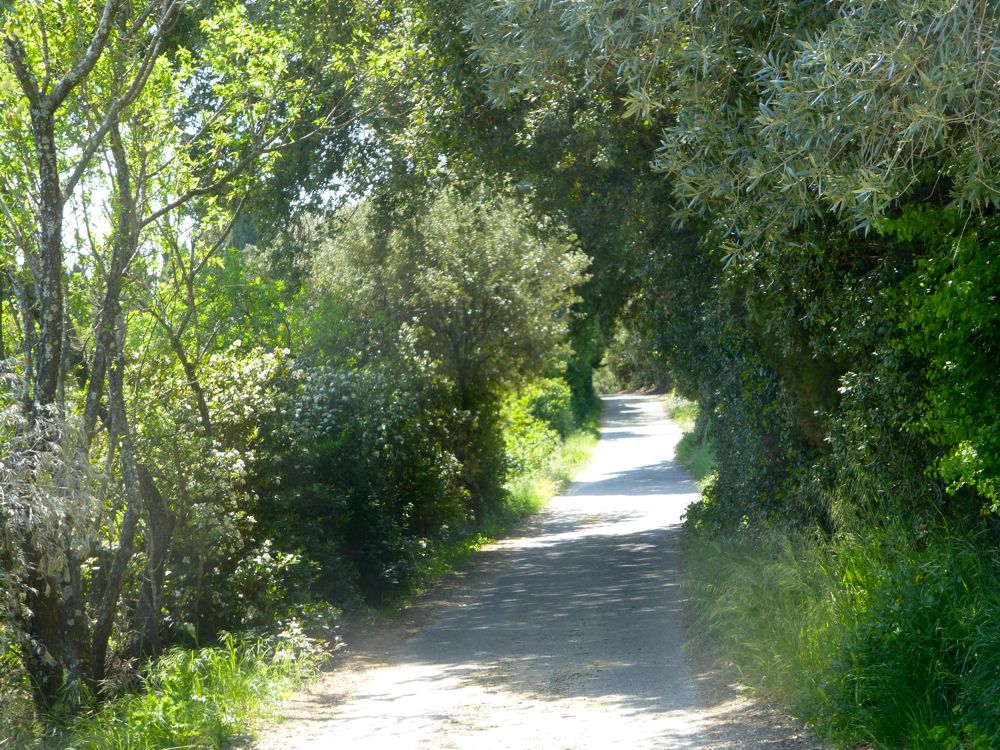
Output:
left=666, top=395, right=698, bottom=431
left=664, top=395, right=716, bottom=483
left=682, top=523, right=1000, bottom=749
left=30, top=633, right=320, bottom=750
left=674, top=435, right=716, bottom=484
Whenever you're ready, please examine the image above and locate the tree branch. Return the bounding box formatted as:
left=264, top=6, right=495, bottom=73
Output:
left=62, top=0, right=183, bottom=200
left=45, top=0, right=120, bottom=111
left=3, top=33, right=43, bottom=111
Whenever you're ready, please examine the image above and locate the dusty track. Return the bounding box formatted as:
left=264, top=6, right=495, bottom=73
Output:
left=250, top=395, right=829, bottom=749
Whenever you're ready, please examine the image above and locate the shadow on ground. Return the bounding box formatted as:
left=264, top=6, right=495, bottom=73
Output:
left=250, top=395, right=829, bottom=750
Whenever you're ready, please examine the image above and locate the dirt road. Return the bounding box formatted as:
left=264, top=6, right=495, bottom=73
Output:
left=251, top=394, right=827, bottom=750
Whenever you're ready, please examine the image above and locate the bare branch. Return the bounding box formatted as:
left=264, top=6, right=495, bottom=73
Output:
left=127, top=0, right=170, bottom=38
left=62, top=0, right=183, bottom=200
left=46, top=0, right=121, bottom=111
left=3, top=33, right=43, bottom=111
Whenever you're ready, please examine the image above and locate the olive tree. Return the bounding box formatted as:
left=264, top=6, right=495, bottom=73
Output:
left=311, top=185, right=589, bottom=515
left=467, top=0, right=1000, bottom=247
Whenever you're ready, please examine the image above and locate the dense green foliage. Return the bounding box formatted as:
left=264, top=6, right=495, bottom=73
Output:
left=0, top=1, right=594, bottom=739
left=3, top=0, right=1000, bottom=746
left=683, top=526, right=1000, bottom=750
left=434, top=1, right=1000, bottom=746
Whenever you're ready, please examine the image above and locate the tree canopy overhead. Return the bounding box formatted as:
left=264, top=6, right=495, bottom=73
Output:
left=467, top=0, right=1000, bottom=242
left=3, top=3, right=1000, bottom=746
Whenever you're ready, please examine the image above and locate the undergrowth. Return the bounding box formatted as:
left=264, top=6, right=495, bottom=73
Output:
left=2, top=392, right=601, bottom=746
left=665, top=395, right=716, bottom=483
left=682, top=524, right=1000, bottom=749
left=1, top=637, right=35, bottom=749
left=0, top=633, right=320, bottom=750
left=674, top=398, right=1000, bottom=749
left=501, top=425, right=600, bottom=523
left=383, top=395, right=601, bottom=612
left=491, top=383, right=600, bottom=532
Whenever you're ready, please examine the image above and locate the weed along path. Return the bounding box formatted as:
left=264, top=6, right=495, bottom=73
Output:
left=251, top=395, right=827, bottom=750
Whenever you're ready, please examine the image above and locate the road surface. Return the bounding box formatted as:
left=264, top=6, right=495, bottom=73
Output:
left=252, top=394, right=826, bottom=750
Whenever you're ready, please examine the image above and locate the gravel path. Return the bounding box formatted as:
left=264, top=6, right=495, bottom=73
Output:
left=249, top=394, right=830, bottom=750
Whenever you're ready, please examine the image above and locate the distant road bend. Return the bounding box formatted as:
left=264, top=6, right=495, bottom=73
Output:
left=253, top=395, right=822, bottom=749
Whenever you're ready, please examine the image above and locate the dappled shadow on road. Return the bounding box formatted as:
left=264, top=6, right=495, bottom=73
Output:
left=295, top=515, right=706, bottom=748
left=597, top=394, right=673, bottom=430
left=405, top=523, right=690, bottom=703
left=323, top=388, right=711, bottom=745
left=254, top=394, right=742, bottom=749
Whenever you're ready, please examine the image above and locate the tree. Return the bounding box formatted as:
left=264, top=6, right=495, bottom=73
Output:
left=0, top=0, right=356, bottom=709
left=311, top=185, right=589, bottom=515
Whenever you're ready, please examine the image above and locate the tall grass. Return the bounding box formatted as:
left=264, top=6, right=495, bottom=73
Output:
left=673, top=396, right=1000, bottom=749
left=682, top=524, right=1000, bottom=749
left=666, top=396, right=698, bottom=431
left=664, top=395, right=716, bottom=483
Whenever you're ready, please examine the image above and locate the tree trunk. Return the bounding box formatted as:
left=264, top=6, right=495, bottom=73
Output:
left=31, top=113, right=65, bottom=410
left=89, top=320, right=141, bottom=694
left=84, top=122, right=135, bottom=445
left=131, top=466, right=175, bottom=661
left=165, top=328, right=213, bottom=435
left=18, top=544, right=91, bottom=709
left=20, top=560, right=68, bottom=708
left=14, top=110, right=73, bottom=706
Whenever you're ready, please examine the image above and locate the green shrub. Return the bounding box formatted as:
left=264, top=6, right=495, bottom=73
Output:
left=500, top=382, right=567, bottom=477
left=495, top=386, right=599, bottom=529
left=257, top=364, right=469, bottom=605
left=499, top=423, right=599, bottom=526
left=0, top=633, right=35, bottom=748
left=887, top=206, right=1000, bottom=512
left=521, top=378, right=576, bottom=437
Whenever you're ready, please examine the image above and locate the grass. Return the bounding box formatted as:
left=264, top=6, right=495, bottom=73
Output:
left=503, top=427, right=600, bottom=519
left=663, top=394, right=717, bottom=483
left=674, top=435, right=717, bottom=484
left=671, top=394, right=1000, bottom=748
left=666, top=395, right=698, bottom=431
left=682, top=520, right=1000, bottom=750
left=1, top=633, right=320, bottom=750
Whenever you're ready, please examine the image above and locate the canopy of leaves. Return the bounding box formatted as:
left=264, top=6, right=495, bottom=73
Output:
left=310, top=186, right=589, bottom=405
